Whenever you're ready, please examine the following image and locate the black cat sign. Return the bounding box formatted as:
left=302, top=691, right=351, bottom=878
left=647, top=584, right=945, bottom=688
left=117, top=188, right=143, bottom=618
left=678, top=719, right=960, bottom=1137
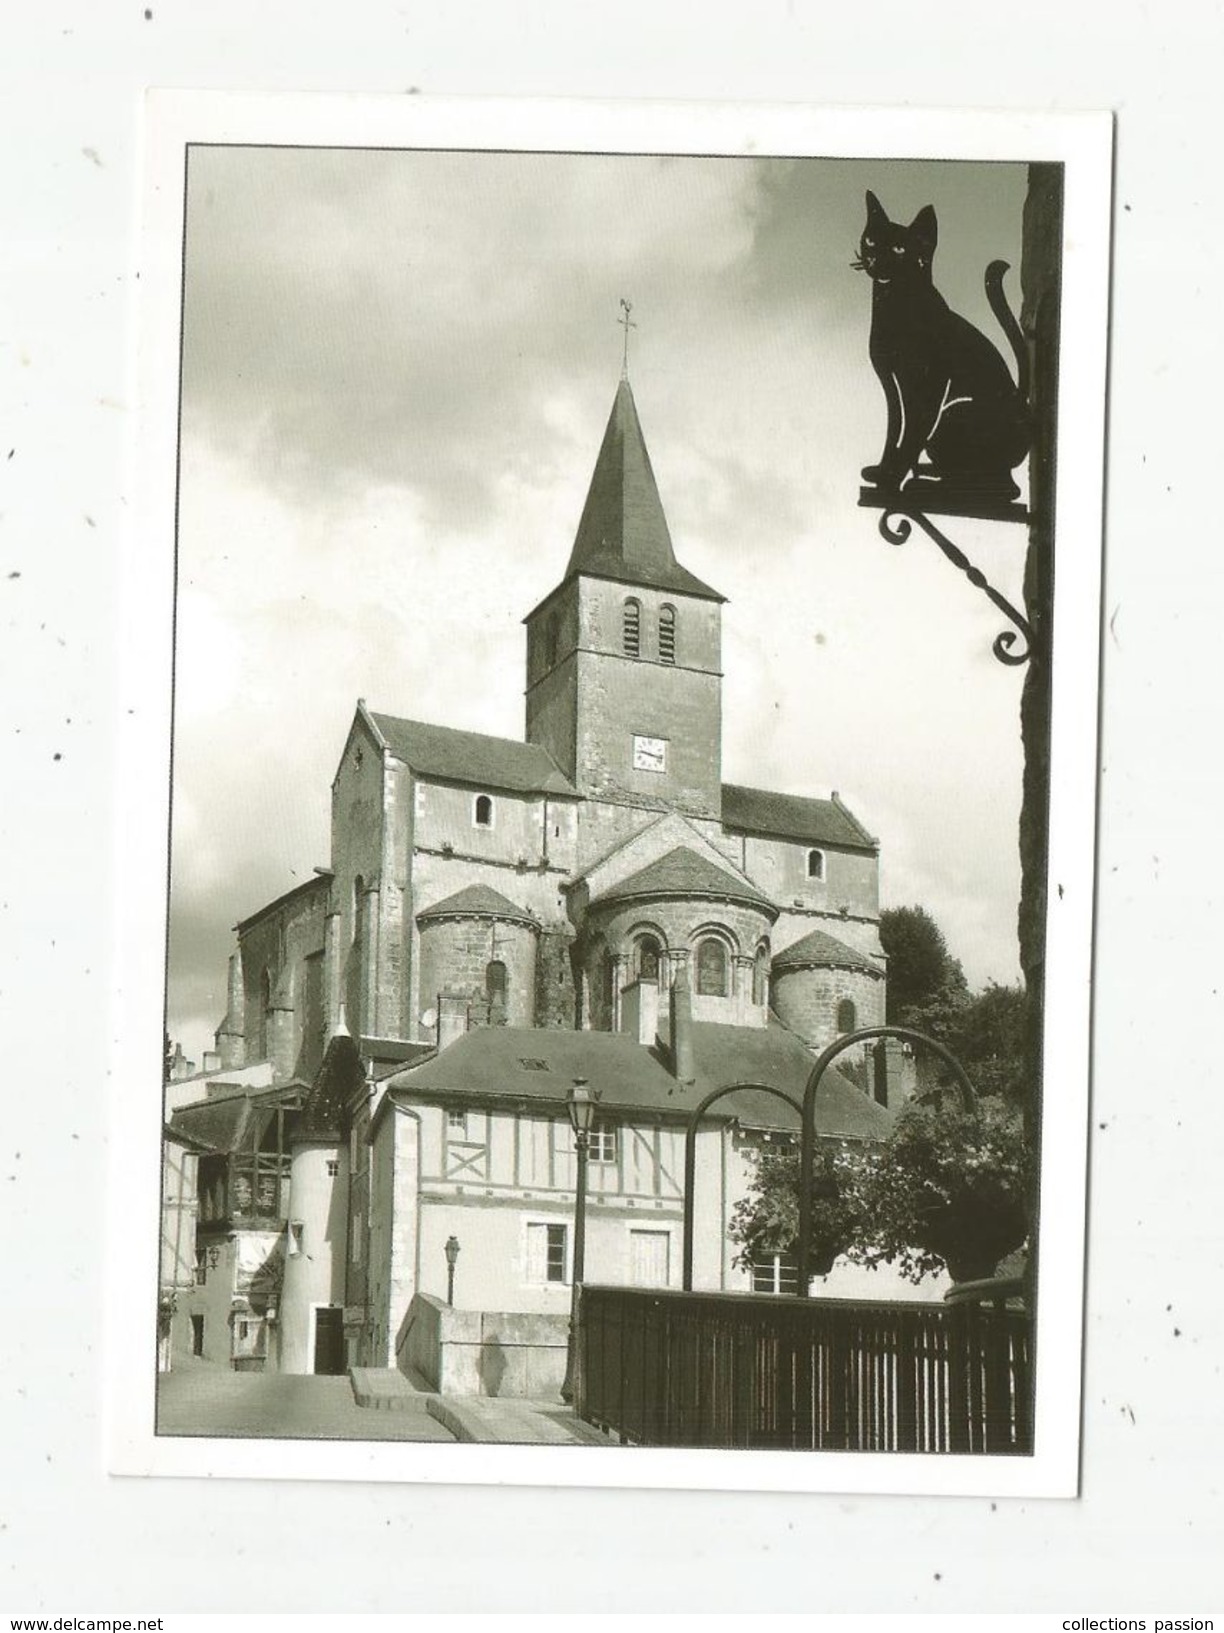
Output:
left=111, top=93, right=1111, bottom=1498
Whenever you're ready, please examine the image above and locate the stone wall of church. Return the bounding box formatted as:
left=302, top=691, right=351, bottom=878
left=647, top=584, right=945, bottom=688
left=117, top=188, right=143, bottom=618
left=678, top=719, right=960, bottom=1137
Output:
left=770, top=963, right=885, bottom=1056
left=238, top=879, right=329, bottom=1081
left=735, top=834, right=879, bottom=923
left=417, top=913, right=538, bottom=1029
left=330, top=713, right=394, bottom=1038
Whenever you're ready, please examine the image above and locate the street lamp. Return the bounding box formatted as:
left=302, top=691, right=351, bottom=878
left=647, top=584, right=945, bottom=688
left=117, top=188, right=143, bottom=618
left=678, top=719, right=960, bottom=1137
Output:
left=444, top=1235, right=460, bottom=1307
left=559, top=1077, right=601, bottom=1406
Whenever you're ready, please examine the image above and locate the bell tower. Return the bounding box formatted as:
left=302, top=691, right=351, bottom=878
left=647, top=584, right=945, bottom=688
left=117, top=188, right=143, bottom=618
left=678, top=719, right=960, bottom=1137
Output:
left=524, top=373, right=726, bottom=819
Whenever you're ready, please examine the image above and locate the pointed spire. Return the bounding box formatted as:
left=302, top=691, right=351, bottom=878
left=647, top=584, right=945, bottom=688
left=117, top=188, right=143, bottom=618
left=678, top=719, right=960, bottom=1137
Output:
left=563, top=378, right=724, bottom=603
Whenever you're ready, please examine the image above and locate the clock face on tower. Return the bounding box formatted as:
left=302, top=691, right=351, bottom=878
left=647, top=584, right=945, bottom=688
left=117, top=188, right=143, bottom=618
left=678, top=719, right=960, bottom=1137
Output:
left=632, top=734, right=668, bottom=773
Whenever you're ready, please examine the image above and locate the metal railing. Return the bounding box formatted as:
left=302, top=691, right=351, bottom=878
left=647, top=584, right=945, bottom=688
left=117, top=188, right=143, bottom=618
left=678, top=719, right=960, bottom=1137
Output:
left=576, top=1284, right=1032, bottom=1454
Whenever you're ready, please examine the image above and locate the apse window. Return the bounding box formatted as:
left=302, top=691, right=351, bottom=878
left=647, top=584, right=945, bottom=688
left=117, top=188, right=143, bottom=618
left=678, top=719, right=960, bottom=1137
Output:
left=473, top=793, right=494, bottom=827
left=807, top=848, right=826, bottom=880
left=696, top=937, right=729, bottom=997
left=837, top=998, right=857, bottom=1034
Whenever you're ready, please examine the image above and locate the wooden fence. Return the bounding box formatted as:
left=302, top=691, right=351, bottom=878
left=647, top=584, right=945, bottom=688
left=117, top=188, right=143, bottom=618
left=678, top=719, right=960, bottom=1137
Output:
left=576, top=1285, right=1032, bottom=1454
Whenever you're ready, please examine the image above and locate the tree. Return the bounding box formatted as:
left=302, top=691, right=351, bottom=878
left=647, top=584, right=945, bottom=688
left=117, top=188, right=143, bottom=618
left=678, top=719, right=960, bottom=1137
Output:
left=729, top=1140, right=868, bottom=1279
left=879, top=905, right=968, bottom=1036
left=947, top=981, right=1026, bottom=1105
left=852, top=1096, right=1031, bottom=1283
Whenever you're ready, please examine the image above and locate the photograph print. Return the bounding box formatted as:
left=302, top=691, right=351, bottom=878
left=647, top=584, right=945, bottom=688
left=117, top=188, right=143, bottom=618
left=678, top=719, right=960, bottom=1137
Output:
left=138, top=102, right=1108, bottom=1490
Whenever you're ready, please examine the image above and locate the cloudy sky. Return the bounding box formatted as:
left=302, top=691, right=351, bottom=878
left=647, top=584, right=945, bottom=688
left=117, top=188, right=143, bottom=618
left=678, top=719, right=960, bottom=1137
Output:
left=168, top=144, right=1030, bottom=1063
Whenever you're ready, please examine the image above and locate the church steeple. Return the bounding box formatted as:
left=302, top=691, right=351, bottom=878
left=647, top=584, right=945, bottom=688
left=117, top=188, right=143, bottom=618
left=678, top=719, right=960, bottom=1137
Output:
left=524, top=371, right=725, bottom=819
left=562, top=378, right=723, bottom=603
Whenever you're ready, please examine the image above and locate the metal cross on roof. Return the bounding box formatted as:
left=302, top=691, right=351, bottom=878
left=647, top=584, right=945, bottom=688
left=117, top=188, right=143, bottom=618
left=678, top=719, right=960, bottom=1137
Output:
left=618, top=298, right=636, bottom=378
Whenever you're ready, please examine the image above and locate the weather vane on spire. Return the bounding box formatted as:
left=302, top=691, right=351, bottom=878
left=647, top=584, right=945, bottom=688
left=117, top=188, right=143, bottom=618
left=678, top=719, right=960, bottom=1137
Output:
left=618, top=298, right=636, bottom=379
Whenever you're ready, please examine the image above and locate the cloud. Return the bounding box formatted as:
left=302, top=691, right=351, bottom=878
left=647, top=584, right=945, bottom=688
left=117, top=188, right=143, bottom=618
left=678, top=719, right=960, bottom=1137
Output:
left=166, top=146, right=1031, bottom=1060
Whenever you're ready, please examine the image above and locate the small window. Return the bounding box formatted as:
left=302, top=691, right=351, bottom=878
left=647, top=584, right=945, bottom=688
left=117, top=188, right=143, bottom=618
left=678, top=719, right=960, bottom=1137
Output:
left=659, top=604, right=676, bottom=665
left=588, top=1121, right=617, bottom=1164
left=447, top=1108, right=469, bottom=1137
left=518, top=1057, right=550, bottom=1072
left=807, top=849, right=826, bottom=881
left=326, top=1159, right=340, bottom=1178
left=837, top=998, right=857, bottom=1034
left=191, top=1314, right=205, bottom=1356
left=696, top=937, right=729, bottom=998
left=751, top=1254, right=800, bottom=1296
left=238, top=1320, right=250, bottom=1341
left=752, top=945, right=770, bottom=1006
left=194, top=1249, right=207, bottom=1287
left=526, top=1222, right=568, bottom=1284
left=623, top=597, right=641, bottom=657
left=486, top=960, right=507, bottom=1011
left=474, top=794, right=494, bottom=827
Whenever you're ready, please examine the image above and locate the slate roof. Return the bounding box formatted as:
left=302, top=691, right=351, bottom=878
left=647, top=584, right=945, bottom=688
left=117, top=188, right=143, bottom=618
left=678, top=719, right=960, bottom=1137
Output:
left=591, top=845, right=776, bottom=914
left=557, top=379, right=724, bottom=604
left=379, top=1020, right=891, bottom=1140
left=773, top=928, right=883, bottom=976
left=721, top=783, right=877, bottom=851
left=369, top=712, right=576, bottom=798
left=416, top=883, right=538, bottom=928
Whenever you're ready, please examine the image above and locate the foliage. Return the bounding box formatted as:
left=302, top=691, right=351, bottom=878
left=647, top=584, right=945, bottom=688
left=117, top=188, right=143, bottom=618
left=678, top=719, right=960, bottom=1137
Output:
left=730, top=1098, right=1032, bottom=1288
left=948, top=981, right=1027, bottom=1104
left=729, top=1140, right=868, bottom=1279
left=879, top=905, right=967, bottom=1026
left=852, top=1096, right=1032, bottom=1283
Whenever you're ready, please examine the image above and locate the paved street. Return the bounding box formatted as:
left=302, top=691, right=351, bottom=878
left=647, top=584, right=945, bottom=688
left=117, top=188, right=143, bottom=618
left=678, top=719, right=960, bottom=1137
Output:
left=156, top=1362, right=455, bottom=1442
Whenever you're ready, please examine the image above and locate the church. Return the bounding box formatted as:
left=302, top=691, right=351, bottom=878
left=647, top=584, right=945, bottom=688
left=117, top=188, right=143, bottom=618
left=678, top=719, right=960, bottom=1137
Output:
left=164, top=369, right=914, bottom=1383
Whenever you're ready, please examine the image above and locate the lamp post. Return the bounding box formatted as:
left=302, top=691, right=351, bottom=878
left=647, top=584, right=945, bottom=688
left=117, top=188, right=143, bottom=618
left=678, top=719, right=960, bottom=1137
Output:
left=559, top=1077, right=600, bottom=1406
left=444, top=1235, right=460, bottom=1307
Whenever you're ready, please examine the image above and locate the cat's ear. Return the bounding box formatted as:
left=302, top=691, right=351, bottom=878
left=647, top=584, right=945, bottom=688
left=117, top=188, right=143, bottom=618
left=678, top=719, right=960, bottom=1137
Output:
left=865, top=190, right=888, bottom=225
left=909, top=205, right=938, bottom=252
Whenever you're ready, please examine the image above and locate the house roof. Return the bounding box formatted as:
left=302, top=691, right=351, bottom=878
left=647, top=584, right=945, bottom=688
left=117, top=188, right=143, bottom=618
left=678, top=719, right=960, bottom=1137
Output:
left=416, top=883, right=538, bottom=928
left=169, top=1084, right=303, bottom=1155
left=378, top=1020, right=890, bottom=1140
left=591, top=844, right=776, bottom=915
left=773, top=928, right=883, bottom=976
left=368, top=712, right=576, bottom=798
left=235, top=871, right=331, bottom=935
left=554, top=379, right=724, bottom=605
left=721, top=784, right=877, bottom=851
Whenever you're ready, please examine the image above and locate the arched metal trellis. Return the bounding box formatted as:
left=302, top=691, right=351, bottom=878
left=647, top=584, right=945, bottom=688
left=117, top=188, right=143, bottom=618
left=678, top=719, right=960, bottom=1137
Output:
left=682, top=1081, right=803, bottom=1292
left=797, top=1025, right=978, bottom=1297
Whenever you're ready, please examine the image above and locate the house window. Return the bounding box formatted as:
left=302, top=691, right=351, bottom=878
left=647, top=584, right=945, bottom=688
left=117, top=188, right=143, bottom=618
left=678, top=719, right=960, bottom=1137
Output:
left=526, top=1221, right=568, bottom=1284
left=807, top=849, right=826, bottom=881
left=837, top=998, right=857, bottom=1034
left=659, top=603, right=676, bottom=664
left=474, top=793, right=494, bottom=827
left=630, top=1229, right=670, bottom=1287
left=695, top=937, right=729, bottom=997
left=486, top=960, right=508, bottom=1012
left=753, top=944, right=770, bottom=1005
left=191, top=1314, right=205, bottom=1356
left=193, top=1248, right=207, bottom=1286
left=326, top=1159, right=340, bottom=1178
left=751, top=1253, right=800, bottom=1296
left=588, top=1121, right=617, bottom=1164
left=623, top=597, right=642, bottom=657
left=447, top=1108, right=469, bottom=1138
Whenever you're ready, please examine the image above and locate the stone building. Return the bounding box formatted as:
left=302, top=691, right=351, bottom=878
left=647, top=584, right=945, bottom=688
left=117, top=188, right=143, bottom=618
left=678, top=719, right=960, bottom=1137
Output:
left=166, top=372, right=916, bottom=1380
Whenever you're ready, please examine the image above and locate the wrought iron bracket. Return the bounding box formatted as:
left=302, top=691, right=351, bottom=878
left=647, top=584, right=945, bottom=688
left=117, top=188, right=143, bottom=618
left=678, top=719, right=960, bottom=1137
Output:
left=859, top=489, right=1037, bottom=667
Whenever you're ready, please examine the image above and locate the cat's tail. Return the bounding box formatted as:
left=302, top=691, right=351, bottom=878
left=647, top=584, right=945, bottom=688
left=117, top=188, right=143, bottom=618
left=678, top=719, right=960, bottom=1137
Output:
left=985, top=260, right=1030, bottom=404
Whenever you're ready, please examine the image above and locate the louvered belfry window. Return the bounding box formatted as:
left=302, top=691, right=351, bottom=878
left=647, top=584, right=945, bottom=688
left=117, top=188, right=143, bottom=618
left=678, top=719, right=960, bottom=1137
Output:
left=659, top=604, right=676, bottom=664
left=623, top=597, right=641, bottom=657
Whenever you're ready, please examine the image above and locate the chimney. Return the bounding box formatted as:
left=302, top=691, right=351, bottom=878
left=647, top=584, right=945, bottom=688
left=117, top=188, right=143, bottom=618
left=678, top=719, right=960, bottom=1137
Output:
left=669, top=969, right=695, bottom=1085
left=170, top=1042, right=189, bottom=1082
left=202, top=1050, right=220, bottom=1075
left=436, top=992, right=470, bottom=1053
left=620, top=978, right=659, bottom=1047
